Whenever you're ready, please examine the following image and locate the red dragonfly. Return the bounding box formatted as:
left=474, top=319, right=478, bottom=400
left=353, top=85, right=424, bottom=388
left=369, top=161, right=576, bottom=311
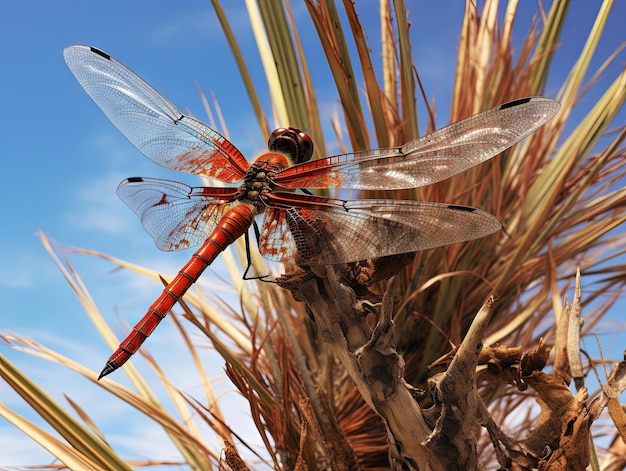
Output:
left=64, top=45, right=559, bottom=379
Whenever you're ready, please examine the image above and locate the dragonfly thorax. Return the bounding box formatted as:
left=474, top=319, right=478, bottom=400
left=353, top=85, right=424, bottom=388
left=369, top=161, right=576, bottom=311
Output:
left=237, top=152, right=290, bottom=203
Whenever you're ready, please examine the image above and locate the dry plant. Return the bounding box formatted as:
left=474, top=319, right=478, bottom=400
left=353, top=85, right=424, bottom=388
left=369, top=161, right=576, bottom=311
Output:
left=2, top=0, right=626, bottom=470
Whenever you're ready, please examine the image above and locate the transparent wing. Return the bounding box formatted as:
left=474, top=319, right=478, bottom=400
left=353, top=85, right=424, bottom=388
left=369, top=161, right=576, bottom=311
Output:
left=64, top=45, right=250, bottom=182
left=274, top=97, right=560, bottom=190
left=260, top=192, right=502, bottom=265
left=117, top=177, right=240, bottom=251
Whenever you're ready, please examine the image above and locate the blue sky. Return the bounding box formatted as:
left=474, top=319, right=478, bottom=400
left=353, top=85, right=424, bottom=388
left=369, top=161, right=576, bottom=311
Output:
left=1, top=1, right=625, bottom=468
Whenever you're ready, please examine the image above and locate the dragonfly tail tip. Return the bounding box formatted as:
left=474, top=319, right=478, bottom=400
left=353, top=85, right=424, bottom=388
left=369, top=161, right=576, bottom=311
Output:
left=97, top=361, right=119, bottom=380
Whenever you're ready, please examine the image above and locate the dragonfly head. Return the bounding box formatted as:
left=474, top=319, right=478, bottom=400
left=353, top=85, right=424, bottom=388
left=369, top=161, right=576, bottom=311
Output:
left=268, top=127, right=314, bottom=164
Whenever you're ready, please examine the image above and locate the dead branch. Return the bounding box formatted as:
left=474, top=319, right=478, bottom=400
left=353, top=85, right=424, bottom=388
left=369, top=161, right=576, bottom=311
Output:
left=277, top=266, right=626, bottom=470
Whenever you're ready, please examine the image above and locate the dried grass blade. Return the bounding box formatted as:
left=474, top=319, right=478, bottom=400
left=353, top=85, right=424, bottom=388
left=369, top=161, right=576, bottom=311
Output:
left=380, top=0, right=397, bottom=113
left=392, top=0, right=418, bottom=140
left=525, top=69, right=626, bottom=223
left=499, top=0, right=517, bottom=59
left=472, top=0, right=498, bottom=109
left=0, top=352, right=130, bottom=470
left=0, top=400, right=109, bottom=470
left=137, top=313, right=212, bottom=451
left=558, top=0, right=615, bottom=116
left=70, top=245, right=254, bottom=355
left=244, top=0, right=289, bottom=125
left=64, top=395, right=107, bottom=443
left=452, top=0, right=475, bottom=117
left=170, top=297, right=234, bottom=443
left=343, top=0, right=389, bottom=147
left=305, top=0, right=369, bottom=149
left=529, top=0, right=569, bottom=93
left=36, top=233, right=156, bottom=399
left=187, top=396, right=273, bottom=468
left=284, top=0, right=326, bottom=157
left=5, top=335, right=216, bottom=469
left=580, top=41, right=626, bottom=98
left=183, top=303, right=276, bottom=406
left=221, top=236, right=263, bottom=325
left=39, top=234, right=238, bottom=467
left=559, top=131, right=626, bottom=220
left=257, top=0, right=309, bottom=128
left=209, top=0, right=270, bottom=136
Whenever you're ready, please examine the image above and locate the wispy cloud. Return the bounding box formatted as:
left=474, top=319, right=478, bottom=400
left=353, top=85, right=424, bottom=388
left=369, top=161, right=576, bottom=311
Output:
left=0, top=265, right=32, bottom=288
left=0, top=242, right=60, bottom=289
left=0, top=428, right=56, bottom=467
left=64, top=172, right=135, bottom=236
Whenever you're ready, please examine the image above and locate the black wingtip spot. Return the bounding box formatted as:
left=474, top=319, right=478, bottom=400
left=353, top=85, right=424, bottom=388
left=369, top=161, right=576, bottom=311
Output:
left=127, top=177, right=144, bottom=183
left=90, top=47, right=111, bottom=60
left=499, top=97, right=532, bottom=110
left=447, top=204, right=477, bottom=213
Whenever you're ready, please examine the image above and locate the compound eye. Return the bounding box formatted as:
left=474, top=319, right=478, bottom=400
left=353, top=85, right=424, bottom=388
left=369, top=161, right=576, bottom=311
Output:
left=268, top=127, right=314, bottom=164
left=295, top=130, right=314, bottom=163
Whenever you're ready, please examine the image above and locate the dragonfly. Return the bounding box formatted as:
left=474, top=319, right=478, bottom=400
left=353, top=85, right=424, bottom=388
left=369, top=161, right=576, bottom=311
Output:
left=63, top=45, right=559, bottom=379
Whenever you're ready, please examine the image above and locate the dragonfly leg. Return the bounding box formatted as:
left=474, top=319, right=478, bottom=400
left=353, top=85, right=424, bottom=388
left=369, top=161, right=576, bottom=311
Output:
left=242, top=230, right=254, bottom=279
left=242, top=224, right=271, bottom=281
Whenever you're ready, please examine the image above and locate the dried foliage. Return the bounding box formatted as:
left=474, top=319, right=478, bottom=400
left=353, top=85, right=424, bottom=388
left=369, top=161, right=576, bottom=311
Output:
left=2, top=0, right=626, bottom=470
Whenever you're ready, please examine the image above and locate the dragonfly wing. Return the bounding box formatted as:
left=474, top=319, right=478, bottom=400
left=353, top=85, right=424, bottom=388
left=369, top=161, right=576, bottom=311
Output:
left=261, top=193, right=501, bottom=265
left=275, top=97, right=560, bottom=190
left=64, top=45, right=249, bottom=182
left=118, top=177, right=240, bottom=251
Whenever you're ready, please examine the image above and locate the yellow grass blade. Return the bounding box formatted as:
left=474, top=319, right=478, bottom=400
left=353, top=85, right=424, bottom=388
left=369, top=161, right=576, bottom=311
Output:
left=284, top=0, right=326, bottom=157
left=528, top=0, right=568, bottom=93
left=209, top=0, right=270, bottom=137
left=381, top=0, right=397, bottom=122
left=343, top=1, right=390, bottom=147
left=523, top=69, right=626, bottom=228
left=392, top=0, right=418, bottom=140
left=245, top=0, right=290, bottom=126
left=0, top=400, right=115, bottom=470
left=0, top=352, right=132, bottom=470
left=305, top=0, right=369, bottom=149
left=558, top=0, right=616, bottom=117
left=36, top=232, right=156, bottom=398
left=68, top=245, right=254, bottom=356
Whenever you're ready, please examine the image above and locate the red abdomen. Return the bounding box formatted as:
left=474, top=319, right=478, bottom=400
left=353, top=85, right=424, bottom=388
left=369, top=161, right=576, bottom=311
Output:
left=99, top=204, right=255, bottom=379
